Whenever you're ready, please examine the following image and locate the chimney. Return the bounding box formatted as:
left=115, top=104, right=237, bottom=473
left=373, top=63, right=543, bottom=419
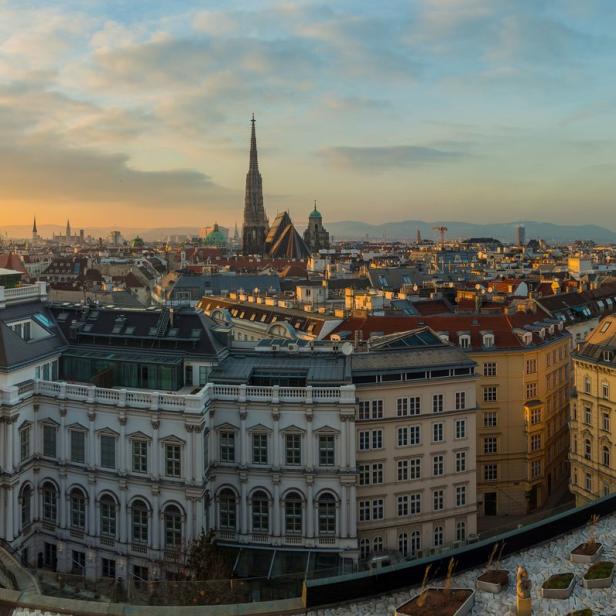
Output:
left=169, top=307, right=175, bottom=327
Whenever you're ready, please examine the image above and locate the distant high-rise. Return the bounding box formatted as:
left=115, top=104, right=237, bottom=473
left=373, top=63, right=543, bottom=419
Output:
left=515, top=224, right=525, bottom=247
left=242, top=115, right=268, bottom=255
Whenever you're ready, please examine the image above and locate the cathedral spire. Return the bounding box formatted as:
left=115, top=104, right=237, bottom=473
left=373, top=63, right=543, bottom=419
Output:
left=66, top=219, right=71, bottom=238
left=242, top=114, right=268, bottom=255
left=32, top=216, right=37, bottom=234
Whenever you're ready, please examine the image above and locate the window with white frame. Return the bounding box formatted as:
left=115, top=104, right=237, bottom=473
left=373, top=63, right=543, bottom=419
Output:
left=251, top=491, right=269, bottom=532
left=397, top=459, right=408, bottom=481
left=455, top=419, right=466, bottom=439
left=358, top=400, right=370, bottom=420
left=371, top=429, right=383, bottom=449
left=433, top=525, right=444, bottom=547
left=252, top=432, right=268, bottom=465
left=483, top=411, right=497, bottom=428
left=100, top=496, right=116, bottom=537
left=456, top=451, right=466, bottom=473
left=219, top=489, right=237, bottom=530
left=484, top=463, right=497, bottom=481
left=432, top=394, right=444, bottom=413
left=165, top=443, right=182, bottom=477
left=43, top=424, right=57, bottom=459
left=433, top=455, right=444, bottom=476
left=483, top=362, right=497, bottom=377
left=319, top=434, right=336, bottom=466
left=483, top=436, right=497, bottom=454
left=433, top=489, right=444, bottom=511
left=132, top=440, right=148, bottom=473
left=456, top=485, right=466, bottom=507
left=100, top=435, right=116, bottom=469
left=432, top=423, right=444, bottom=443
left=220, top=431, right=235, bottom=463
left=70, top=430, right=86, bottom=464
left=530, top=433, right=542, bottom=451
left=530, top=408, right=542, bottom=425
left=603, top=411, right=611, bottom=432
left=19, top=426, right=30, bottom=462
left=456, top=520, right=466, bottom=542
left=397, top=495, right=408, bottom=516
left=455, top=392, right=466, bottom=410
left=602, top=382, right=610, bottom=400
left=410, top=493, right=421, bottom=514
left=285, top=433, right=302, bottom=465
left=70, top=489, right=86, bottom=530
left=531, top=460, right=542, bottom=478
left=132, top=500, right=149, bottom=544
left=483, top=386, right=497, bottom=402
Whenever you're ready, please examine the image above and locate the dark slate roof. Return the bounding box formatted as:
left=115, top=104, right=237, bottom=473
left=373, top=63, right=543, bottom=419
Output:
left=49, top=304, right=227, bottom=360
left=170, top=273, right=281, bottom=300
left=0, top=302, right=67, bottom=371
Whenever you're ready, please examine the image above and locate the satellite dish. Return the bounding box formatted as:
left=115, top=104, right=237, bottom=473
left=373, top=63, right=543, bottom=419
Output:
left=341, top=341, right=354, bottom=356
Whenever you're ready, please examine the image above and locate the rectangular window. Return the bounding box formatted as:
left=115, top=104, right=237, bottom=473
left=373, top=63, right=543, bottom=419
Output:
left=432, top=423, right=444, bottom=443
left=483, top=386, right=497, bottom=402
left=433, top=455, right=444, bottom=476
left=455, top=392, right=466, bottom=410
left=409, top=457, right=421, bottom=480
left=396, top=397, right=408, bottom=417
left=602, top=412, right=610, bottom=432
left=165, top=444, right=181, bottom=477
left=371, top=400, right=384, bottom=419
left=531, top=460, right=541, bottom=478
left=372, top=429, right=383, bottom=449
left=100, top=435, right=116, bottom=469
left=102, top=558, right=116, bottom=578
left=397, top=495, right=408, bottom=516
left=603, top=383, right=610, bottom=399
left=584, top=405, right=592, bottom=425
left=410, top=493, right=421, bottom=514
left=456, top=485, right=466, bottom=507
left=43, top=425, right=57, bottom=458
left=433, top=489, right=444, bottom=511
left=483, top=411, right=497, bottom=428
left=372, top=499, right=384, bottom=520
left=409, top=425, right=420, bottom=445
left=456, top=451, right=466, bottom=472
left=484, top=464, right=497, bottom=481
left=397, top=426, right=408, bottom=447
left=372, top=463, right=384, bottom=484
left=483, top=362, right=497, bottom=377
left=526, top=359, right=536, bottom=374
left=359, top=431, right=370, bottom=450
left=531, top=434, right=542, bottom=451
left=252, top=433, right=268, bottom=465
left=484, top=437, right=497, bottom=454
left=432, top=394, right=444, bottom=413
left=530, top=408, right=542, bottom=425
left=220, top=431, right=235, bottom=463
left=359, top=500, right=371, bottom=522
left=319, top=435, right=335, bottom=466
left=455, top=419, right=466, bottom=439
left=20, top=427, right=30, bottom=462
left=132, top=440, right=148, bottom=473
left=70, top=430, right=86, bottom=464
left=397, top=459, right=408, bottom=481
left=285, top=433, right=302, bottom=465
left=359, top=464, right=370, bottom=485
left=358, top=400, right=370, bottom=420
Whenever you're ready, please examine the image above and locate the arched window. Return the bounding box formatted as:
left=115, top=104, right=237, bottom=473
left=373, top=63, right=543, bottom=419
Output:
left=100, top=495, right=117, bottom=538
left=410, top=530, right=421, bottom=557
left=251, top=491, right=269, bottom=533
left=132, top=500, right=149, bottom=545
left=284, top=492, right=303, bottom=535
left=70, top=489, right=86, bottom=530
left=433, top=526, right=443, bottom=547
left=164, top=505, right=182, bottom=548
left=317, top=493, right=336, bottom=536
left=20, top=486, right=32, bottom=528
left=42, top=482, right=57, bottom=523
left=603, top=446, right=610, bottom=467
left=219, top=489, right=237, bottom=530
left=398, top=532, right=408, bottom=557
left=585, top=439, right=592, bottom=460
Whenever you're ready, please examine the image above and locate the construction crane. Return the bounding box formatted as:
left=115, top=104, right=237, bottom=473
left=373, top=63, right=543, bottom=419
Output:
left=433, top=225, right=448, bottom=247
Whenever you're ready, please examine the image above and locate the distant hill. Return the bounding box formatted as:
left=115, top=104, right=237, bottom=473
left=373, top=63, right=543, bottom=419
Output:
left=2, top=220, right=615, bottom=244
left=326, top=220, right=616, bottom=243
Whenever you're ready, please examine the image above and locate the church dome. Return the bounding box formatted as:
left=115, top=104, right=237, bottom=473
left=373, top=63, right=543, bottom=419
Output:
left=309, top=202, right=322, bottom=219
left=131, top=236, right=144, bottom=248
left=203, top=224, right=227, bottom=247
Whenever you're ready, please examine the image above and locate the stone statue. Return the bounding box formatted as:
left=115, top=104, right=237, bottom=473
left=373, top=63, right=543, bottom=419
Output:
left=516, top=566, right=532, bottom=615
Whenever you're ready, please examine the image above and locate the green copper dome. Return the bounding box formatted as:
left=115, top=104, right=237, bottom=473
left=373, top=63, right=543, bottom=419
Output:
left=203, top=224, right=227, bottom=246
left=309, top=202, right=322, bottom=219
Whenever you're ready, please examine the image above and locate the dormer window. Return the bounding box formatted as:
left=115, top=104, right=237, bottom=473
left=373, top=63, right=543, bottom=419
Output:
left=459, top=334, right=471, bottom=349
left=523, top=333, right=532, bottom=345
left=482, top=334, right=495, bottom=348
left=603, top=350, right=613, bottom=363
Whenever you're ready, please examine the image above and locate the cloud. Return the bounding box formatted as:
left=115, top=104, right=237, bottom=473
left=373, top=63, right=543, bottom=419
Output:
left=318, top=144, right=466, bottom=170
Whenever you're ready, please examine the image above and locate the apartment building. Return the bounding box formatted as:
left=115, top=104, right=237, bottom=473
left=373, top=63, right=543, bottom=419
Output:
left=350, top=328, right=478, bottom=559
left=570, top=314, right=616, bottom=505
left=330, top=312, right=572, bottom=520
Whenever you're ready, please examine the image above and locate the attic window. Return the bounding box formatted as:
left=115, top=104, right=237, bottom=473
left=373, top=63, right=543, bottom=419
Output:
left=167, top=328, right=179, bottom=337
left=125, top=326, right=136, bottom=335
left=482, top=334, right=495, bottom=348
left=603, top=350, right=613, bottom=363
left=459, top=334, right=471, bottom=349
left=600, top=321, right=612, bottom=334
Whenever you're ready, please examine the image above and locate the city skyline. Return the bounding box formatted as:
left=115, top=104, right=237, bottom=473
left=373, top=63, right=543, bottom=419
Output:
left=1, top=1, right=616, bottom=229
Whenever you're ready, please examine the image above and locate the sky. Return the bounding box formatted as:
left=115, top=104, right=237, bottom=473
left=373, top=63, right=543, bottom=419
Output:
left=1, top=0, right=616, bottom=231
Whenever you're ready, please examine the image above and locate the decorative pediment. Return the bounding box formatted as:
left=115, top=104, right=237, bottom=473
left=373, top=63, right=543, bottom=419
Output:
left=280, top=424, right=306, bottom=434
left=127, top=431, right=152, bottom=442
left=247, top=423, right=272, bottom=434
left=160, top=434, right=186, bottom=445
left=67, top=422, right=88, bottom=432
left=38, top=418, right=60, bottom=428
left=96, top=427, right=120, bottom=437
left=215, top=422, right=238, bottom=432
left=18, top=419, right=33, bottom=431
left=313, top=425, right=340, bottom=435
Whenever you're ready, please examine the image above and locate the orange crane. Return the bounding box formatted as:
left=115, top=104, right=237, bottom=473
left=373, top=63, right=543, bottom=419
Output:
left=433, top=225, right=447, bottom=246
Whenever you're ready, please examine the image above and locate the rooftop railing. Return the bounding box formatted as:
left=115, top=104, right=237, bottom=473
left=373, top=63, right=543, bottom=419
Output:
left=1, top=380, right=356, bottom=411
left=0, top=282, right=47, bottom=307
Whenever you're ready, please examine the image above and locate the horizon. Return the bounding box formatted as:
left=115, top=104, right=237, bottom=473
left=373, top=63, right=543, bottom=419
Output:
left=1, top=1, right=616, bottom=229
